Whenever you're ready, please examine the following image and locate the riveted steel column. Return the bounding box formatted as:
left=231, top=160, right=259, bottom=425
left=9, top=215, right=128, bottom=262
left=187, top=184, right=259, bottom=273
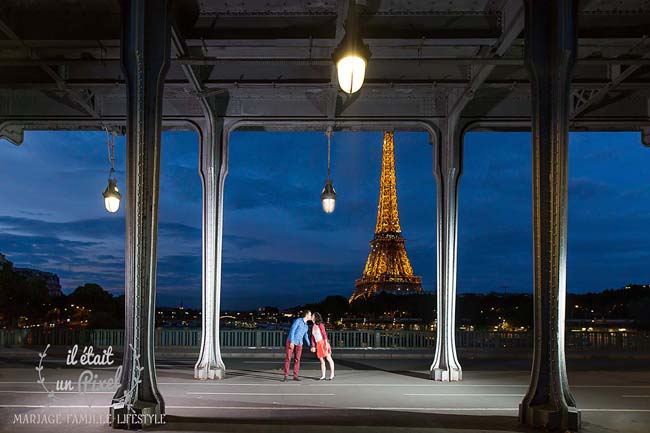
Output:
left=194, top=96, right=230, bottom=380
left=110, top=0, right=171, bottom=428
left=519, top=0, right=580, bottom=431
left=430, top=116, right=463, bottom=382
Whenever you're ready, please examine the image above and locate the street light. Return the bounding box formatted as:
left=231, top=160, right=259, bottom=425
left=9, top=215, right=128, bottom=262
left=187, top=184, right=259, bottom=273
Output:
left=321, top=127, right=336, bottom=214
left=103, top=169, right=121, bottom=213
left=332, top=1, right=371, bottom=94
left=102, top=129, right=121, bottom=213
left=321, top=179, right=336, bottom=214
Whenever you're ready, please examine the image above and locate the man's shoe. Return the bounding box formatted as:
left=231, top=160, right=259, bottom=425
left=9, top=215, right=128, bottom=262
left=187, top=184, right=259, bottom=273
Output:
left=293, top=376, right=301, bottom=381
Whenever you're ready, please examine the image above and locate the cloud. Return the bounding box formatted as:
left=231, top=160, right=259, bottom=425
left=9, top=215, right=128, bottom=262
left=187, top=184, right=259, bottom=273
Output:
left=0, top=215, right=124, bottom=239
left=0, top=232, right=99, bottom=262
left=160, top=164, right=202, bottom=203
left=220, top=258, right=360, bottom=309
left=2, top=129, right=649, bottom=310
left=149, top=254, right=363, bottom=309
left=0, top=214, right=204, bottom=296
left=0, top=231, right=122, bottom=294
left=569, top=178, right=613, bottom=200
left=225, top=175, right=313, bottom=211
left=223, top=235, right=267, bottom=249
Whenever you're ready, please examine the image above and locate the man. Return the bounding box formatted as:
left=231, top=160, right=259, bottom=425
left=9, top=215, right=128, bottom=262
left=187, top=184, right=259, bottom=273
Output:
left=283, top=310, right=312, bottom=381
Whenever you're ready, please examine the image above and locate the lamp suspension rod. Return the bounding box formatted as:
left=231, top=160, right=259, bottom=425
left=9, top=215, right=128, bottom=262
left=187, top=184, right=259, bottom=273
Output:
left=104, top=126, right=116, bottom=172
left=326, top=126, right=333, bottom=180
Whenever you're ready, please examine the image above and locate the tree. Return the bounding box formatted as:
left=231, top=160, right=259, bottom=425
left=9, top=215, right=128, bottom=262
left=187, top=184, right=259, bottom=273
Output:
left=0, top=261, right=50, bottom=327
left=68, top=283, right=114, bottom=312
left=316, top=295, right=349, bottom=317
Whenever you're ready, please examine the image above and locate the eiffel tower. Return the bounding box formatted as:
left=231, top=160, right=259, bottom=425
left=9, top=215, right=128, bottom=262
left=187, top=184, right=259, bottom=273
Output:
left=350, top=131, right=423, bottom=302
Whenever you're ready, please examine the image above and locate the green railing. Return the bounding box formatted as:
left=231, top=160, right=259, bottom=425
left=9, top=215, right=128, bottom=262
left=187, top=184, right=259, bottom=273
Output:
left=2, top=328, right=650, bottom=351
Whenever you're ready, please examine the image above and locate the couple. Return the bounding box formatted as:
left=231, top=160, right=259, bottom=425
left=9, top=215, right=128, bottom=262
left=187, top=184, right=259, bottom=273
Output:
left=283, top=310, right=335, bottom=382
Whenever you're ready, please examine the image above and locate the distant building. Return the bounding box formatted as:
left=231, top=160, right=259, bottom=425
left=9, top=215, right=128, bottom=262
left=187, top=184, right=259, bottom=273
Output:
left=14, top=268, right=63, bottom=297
left=0, top=253, right=63, bottom=297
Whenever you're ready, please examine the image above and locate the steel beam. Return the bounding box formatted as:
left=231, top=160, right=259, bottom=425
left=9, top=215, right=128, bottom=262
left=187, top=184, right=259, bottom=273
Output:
left=5, top=57, right=650, bottom=68
left=430, top=0, right=523, bottom=383
left=430, top=101, right=463, bottom=382
left=449, top=0, right=524, bottom=118
left=193, top=105, right=230, bottom=380
left=109, top=0, right=171, bottom=429
left=643, top=126, right=650, bottom=146
left=4, top=79, right=650, bottom=92
left=0, top=19, right=100, bottom=118
left=171, top=23, right=230, bottom=381
left=572, top=36, right=650, bottom=118
left=519, top=1, right=581, bottom=431
left=572, top=65, right=644, bottom=118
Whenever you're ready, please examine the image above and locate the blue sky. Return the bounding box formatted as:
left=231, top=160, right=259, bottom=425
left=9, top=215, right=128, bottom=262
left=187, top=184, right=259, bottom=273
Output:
left=0, top=130, right=648, bottom=309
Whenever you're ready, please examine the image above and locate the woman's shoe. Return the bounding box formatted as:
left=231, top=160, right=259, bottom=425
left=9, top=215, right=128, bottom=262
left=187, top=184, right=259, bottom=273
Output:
left=327, top=376, right=334, bottom=381
left=318, top=376, right=326, bottom=381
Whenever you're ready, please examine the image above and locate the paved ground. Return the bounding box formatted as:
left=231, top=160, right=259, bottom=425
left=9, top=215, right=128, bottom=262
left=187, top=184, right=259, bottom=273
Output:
left=1, top=352, right=649, bottom=433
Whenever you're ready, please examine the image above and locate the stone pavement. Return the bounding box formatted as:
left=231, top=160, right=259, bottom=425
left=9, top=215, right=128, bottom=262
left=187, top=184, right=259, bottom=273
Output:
left=0, top=354, right=648, bottom=433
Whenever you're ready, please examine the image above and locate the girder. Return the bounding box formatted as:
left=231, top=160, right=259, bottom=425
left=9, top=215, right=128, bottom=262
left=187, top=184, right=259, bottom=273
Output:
left=0, top=0, right=648, bottom=132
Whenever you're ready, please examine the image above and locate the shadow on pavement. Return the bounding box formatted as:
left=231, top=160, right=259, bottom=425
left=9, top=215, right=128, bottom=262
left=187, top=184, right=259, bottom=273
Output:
left=159, top=410, right=531, bottom=432
left=335, top=359, right=431, bottom=380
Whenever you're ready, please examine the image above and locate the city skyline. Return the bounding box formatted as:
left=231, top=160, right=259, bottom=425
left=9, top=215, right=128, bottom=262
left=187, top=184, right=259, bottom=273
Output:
left=0, top=130, right=649, bottom=309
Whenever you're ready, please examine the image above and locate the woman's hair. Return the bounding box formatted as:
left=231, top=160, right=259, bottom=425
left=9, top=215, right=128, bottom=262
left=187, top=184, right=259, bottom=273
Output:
left=313, top=312, right=323, bottom=325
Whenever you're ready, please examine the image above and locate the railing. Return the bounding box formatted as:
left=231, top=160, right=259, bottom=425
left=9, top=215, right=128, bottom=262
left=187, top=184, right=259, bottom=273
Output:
left=1, top=328, right=649, bottom=352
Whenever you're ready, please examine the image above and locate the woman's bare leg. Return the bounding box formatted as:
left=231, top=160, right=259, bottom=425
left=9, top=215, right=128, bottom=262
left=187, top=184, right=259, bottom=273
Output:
left=319, top=357, right=326, bottom=379
left=326, top=355, right=335, bottom=379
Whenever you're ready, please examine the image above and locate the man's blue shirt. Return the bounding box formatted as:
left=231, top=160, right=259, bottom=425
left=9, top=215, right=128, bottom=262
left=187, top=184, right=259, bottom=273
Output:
left=287, top=318, right=310, bottom=346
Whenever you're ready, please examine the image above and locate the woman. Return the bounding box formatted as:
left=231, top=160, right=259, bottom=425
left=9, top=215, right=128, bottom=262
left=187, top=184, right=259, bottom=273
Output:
left=310, top=312, right=335, bottom=380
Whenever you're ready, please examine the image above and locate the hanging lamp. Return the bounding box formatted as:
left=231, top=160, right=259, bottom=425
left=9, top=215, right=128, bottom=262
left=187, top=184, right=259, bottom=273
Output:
left=320, top=127, right=337, bottom=214
left=332, top=0, right=371, bottom=94
left=102, top=129, right=121, bottom=213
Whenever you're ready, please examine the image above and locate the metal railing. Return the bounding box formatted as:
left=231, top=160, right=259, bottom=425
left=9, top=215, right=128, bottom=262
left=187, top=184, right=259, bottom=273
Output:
left=1, top=328, right=649, bottom=352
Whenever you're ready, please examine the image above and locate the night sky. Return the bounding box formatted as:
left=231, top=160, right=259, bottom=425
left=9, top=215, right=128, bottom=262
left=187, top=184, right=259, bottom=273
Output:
left=0, top=130, right=648, bottom=309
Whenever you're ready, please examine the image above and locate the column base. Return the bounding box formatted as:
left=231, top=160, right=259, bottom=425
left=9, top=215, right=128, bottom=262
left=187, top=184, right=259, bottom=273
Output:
left=110, top=400, right=164, bottom=429
left=519, top=402, right=581, bottom=431
left=194, top=362, right=226, bottom=380
left=430, top=366, right=462, bottom=381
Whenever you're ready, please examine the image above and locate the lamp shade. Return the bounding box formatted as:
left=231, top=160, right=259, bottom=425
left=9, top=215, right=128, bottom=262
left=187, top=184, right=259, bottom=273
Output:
left=103, top=178, right=121, bottom=213
left=332, top=11, right=371, bottom=94
left=321, top=179, right=337, bottom=214
left=336, top=55, right=367, bottom=94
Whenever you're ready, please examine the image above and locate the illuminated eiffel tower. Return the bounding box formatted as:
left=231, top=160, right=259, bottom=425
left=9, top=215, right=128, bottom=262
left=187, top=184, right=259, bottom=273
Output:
left=351, top=131, right=422, bottom=302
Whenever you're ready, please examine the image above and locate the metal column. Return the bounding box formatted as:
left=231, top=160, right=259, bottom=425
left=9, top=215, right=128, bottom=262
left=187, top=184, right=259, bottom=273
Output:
left=110, top=0, right=171, bottom=428
left=194, top=97, right=230, bottom=380
left=430, top=115, right=463, bottom=382
left=519, top=0, right=581, bottom=430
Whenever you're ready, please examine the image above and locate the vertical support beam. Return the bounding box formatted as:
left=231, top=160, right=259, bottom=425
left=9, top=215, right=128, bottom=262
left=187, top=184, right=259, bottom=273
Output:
left=519, top=1, right=580, bottom=431
left=170, top=24, right=230, bottom=380
left=430, top=114, right=463, bottom=382
left=194, top=96, right=230, bottom=380
left=110, top=0, right=171, bottom=428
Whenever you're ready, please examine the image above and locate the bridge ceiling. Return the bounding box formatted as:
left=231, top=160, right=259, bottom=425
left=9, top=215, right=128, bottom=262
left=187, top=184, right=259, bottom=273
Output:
left=0, top=0, right=650, bottom=131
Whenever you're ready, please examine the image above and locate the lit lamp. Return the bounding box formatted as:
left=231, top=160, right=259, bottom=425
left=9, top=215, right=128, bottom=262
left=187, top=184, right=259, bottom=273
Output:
left=321, top=179, right=336, bottom=214
left=102, top=129, right=121, bottom=213
left=321, top=128, right=337, bottom=214
left=103, top=169, right=121, bottom=213
left=332, top=1, right=371, bottom=94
